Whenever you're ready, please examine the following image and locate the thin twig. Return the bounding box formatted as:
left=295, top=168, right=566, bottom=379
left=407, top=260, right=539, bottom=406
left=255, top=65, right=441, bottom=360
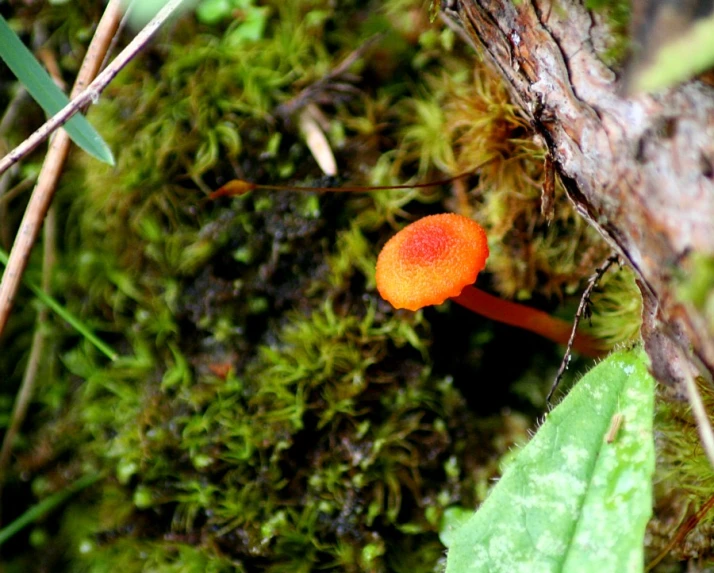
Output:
left=0, top=87, right=28, bottom=138
left=0, top=174, right=37, bottom=207
left=0, top=1, right=124, bottom=502
left=682, top=367, right=714, bottom=468
left=0, top=0, right=187, bottom=177
left=274, top=33, right=384, bottom=119
left=0, top=306, right=48, bottom=489
left=646, top=494, right=714, bottom=571
left=0, top=0, right=185, bottom=337
left=546, top=254, right=619, bottom=404
left=0, top=208, right=55, bottom=498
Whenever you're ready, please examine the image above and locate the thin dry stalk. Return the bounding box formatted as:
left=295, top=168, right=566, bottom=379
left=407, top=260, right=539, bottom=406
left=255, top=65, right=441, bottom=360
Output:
left=682, top=364, right=714, bottom=469
left=0, top=0, right=186, bottom=336
left=547, top=254, right=619, bottom=405
left=0, top=208, right=56, bottom=499
left=0, top=1, right=125, bottom=502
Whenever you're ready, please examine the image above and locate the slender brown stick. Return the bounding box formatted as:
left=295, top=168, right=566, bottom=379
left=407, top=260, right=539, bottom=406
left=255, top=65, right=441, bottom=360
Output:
left=0, top=0, right=187, bottom=177
left=547, top=255, right=619, bottom=404
left=682, top=368, right=714, bottom=469
left=0, top=0, right=185, bottom=336
left=0, top=2, right=124, bottom=504
left=0, top=175, right=36, bottom=208
left=0, top=208, right=56, bottom=500
left=646, top=494, right=714, bottom=571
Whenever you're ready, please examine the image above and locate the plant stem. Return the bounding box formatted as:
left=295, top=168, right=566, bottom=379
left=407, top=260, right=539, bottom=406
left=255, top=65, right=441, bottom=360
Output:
left=0, top=0, right=185, bottom=337
left=452, top=285, right=604, bottom=358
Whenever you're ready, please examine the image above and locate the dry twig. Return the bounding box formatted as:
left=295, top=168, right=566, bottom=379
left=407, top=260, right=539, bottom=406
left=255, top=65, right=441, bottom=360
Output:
left=547, top=255, right=619, bottom=404
left=0, top=1, right=126, bottom=505
left=0, top=0, right=187, bottom=336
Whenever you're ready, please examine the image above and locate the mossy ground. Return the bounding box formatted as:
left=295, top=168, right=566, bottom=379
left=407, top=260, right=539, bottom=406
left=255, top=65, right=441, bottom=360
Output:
left=0, top=1, right=667, bottom=572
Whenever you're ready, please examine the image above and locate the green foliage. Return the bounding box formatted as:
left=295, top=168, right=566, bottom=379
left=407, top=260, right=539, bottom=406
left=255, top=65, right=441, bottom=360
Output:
left=123, top=0, right=198, bottom=30
left=649, top=380, right=714, bottom=563
left=0, top=14, right=113, bottom=164
left=589, top=265, right=643, bottom=347
left=634, top=13, right=714, bottom=92
left=0, top=473, right=99, bottom=547
left=584, top=0, right=630, bottom=65
left=445, top=348, right=655, bottom=573
left=678, top=253, right=714, bottom=331
left=0, top=248, right=117, bottom=359
left=1, top=0, right=666, bottom=571
left=196, top=0, right=270, bottom=42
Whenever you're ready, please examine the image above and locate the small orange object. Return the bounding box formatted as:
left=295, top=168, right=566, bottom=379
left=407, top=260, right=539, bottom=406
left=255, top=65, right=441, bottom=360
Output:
left=375, top=213, right=603, bottom=357
left=209, top=180, right=257, bottom=200
left=207, top=362, right=233, bottom=379
left=376, top=213, right=488, bottom=311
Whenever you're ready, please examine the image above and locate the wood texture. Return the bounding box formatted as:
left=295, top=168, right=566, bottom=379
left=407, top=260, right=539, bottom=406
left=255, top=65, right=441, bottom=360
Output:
left=443, top=0, right=714, bottom=384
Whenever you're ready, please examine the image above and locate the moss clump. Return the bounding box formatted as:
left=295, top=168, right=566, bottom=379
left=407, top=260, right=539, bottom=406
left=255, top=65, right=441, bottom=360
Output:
left=393, top=64, right=610, bottom=303
left=648, top=381, right=714, bottom=567
left=678, top=252, right=714, bottom=332
left=2, top=1, right=514, bottom=571
left=588, top=265, right=643, bottom=348
left=2, top=0, right=639, bottom=570
left=58, top=298, right=484, bottom=572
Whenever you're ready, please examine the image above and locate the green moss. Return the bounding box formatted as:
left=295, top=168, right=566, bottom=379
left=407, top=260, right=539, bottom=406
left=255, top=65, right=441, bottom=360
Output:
left=585, top=0, right=631, bottom=65
left=649, top=381, right=714, bottom=565
left=678, top=253, right=714, bottom=331
left=3, top=0, right=643, bottom=570
left=589, top=265, right=643, bottom=347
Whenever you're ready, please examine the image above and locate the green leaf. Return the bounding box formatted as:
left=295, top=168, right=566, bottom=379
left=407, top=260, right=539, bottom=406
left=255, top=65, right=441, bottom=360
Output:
left=0, top=15, right=114, bottom=165
left=445, top=348, right=655, bottom=573
left=634, top=13, right=714, bottom=93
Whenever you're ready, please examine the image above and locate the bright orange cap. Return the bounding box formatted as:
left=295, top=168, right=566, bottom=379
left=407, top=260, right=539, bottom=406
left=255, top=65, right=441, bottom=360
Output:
left=376, top=213, right=489, bottom=311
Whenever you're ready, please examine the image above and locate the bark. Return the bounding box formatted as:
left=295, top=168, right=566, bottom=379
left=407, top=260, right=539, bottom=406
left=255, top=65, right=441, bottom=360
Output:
left=443, top=0, right=714, bottom=386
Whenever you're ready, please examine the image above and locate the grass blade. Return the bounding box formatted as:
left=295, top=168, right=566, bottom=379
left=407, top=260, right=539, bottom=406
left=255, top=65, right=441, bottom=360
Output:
left=0, top=473, right=100, bottom=546
left=0, top=248, right=117, bottom=360
left=0, top=15, right=114, bottom=165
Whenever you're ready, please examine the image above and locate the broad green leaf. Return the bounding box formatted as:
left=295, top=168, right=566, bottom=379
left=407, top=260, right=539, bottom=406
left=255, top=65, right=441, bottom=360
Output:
left=445, top=348, right=655, bottom=573
left=0, top=15, right=114, bottom=165
left=635, top=13, right=714, bottom=93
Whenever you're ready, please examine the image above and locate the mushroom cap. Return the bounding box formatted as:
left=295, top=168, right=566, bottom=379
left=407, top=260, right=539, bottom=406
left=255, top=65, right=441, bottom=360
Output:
left=376, top=213, right=489, bottom=311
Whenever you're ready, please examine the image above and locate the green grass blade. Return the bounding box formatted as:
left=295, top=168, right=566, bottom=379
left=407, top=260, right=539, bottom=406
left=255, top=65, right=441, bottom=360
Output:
left=444, top=347, right=655, bottom=573
left=0, top=249, right=117, bottom=360
left=0, top=15, right=114, bottom=165
left=0, top=473, right=100, bottom=546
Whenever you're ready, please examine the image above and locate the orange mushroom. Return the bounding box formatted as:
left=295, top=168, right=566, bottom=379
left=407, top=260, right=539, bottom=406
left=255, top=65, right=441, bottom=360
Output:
left=375, top=213, right=602, bottom=357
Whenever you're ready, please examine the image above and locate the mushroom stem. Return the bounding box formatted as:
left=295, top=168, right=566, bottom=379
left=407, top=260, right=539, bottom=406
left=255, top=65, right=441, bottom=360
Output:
left=452, top=285, right=604, bottom=358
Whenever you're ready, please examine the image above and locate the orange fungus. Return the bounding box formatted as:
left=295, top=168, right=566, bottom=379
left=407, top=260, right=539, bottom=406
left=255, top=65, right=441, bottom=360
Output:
left=376, top=213, right=489, bottom=311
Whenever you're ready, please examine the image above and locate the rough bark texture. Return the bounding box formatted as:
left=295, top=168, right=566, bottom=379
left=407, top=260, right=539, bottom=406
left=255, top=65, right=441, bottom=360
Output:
left=444, top=0, right=714, bottom=385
